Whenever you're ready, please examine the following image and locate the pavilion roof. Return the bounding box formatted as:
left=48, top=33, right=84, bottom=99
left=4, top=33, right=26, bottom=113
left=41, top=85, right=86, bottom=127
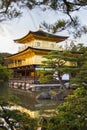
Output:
left=8, top=46, right=53, bottom=59
left=14, top=30, right=68, bottom=44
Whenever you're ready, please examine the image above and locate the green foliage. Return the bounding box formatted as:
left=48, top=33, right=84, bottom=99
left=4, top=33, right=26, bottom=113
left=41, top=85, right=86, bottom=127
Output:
left=0, top=64, right=12, bottom=82
left=46, top=87, right=87, bottom=130
left=0, top=65, right=8, bottom=82
left=70, top=47, right=87, bottom=89
left=40, top=50, right=80, bottom=89
left=0, top=53, right=12, bottom=82
left=53, top=20, right=67, bottom=31
left=0, top=52, right=10, bottom=65
left=0, top=96, right=37, bottom=130
left=39, top=70, right=57, bottom=83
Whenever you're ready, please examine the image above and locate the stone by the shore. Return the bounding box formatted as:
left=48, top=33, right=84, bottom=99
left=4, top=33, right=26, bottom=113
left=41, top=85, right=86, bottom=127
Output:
left=51, top=92, right=66, bottom=100
left=36, top=92, right=51, bottom=100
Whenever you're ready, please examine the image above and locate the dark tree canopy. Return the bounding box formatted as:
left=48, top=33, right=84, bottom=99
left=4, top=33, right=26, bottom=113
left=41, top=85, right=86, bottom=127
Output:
left=0, top=52, right=10, bottom=65
left=0, top=0, right=87, bottom=36
left=0, top=53, right=12, bottom=82
left=39, top=49, right=81, bottom=89
left=0, top=96, right=37, bottom=130
left=46, top=87, right=87, bottom=130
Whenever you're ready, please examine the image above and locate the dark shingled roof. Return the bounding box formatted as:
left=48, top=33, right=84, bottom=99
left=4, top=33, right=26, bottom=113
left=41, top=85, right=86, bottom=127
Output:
left=30, top=30, right=68, bottom=39
left=14, top=30, right=68, bottom=43
left=7, top=46, right=52, bottom=58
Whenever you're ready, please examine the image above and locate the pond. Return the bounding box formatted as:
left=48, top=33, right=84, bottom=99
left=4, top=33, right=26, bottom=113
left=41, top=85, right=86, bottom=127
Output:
left=0, top=82, right=59, bottom=112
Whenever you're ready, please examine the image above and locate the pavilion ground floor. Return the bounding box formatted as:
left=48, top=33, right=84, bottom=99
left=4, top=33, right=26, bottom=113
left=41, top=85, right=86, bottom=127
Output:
left=9, top=79, right=61, bottom=91
left=12, top=65, right=40, bottom=84
left=9, top=64, right=69, bottom=91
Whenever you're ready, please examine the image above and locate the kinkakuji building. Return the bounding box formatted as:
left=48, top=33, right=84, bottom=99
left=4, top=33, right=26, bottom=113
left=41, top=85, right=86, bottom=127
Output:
left=8, top=30, right=68, bottom=89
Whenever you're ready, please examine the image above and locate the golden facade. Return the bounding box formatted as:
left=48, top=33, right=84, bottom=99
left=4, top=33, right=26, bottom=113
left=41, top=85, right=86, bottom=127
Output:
left=8, top=30, right=68, bottom=82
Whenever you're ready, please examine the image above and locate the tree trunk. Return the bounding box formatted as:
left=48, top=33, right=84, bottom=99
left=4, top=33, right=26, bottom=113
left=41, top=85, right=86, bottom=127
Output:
left=58, top=74, right=65, bottom=90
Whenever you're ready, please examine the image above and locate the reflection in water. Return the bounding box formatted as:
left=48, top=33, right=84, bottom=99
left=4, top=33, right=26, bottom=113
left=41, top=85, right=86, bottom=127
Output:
left=10, top=88, right=58, bottom=111
left=10, top=88, right=38, bottom=110
left=0, top=82, right=9, bottom=97
left=0, top=83, right=58, bottom=111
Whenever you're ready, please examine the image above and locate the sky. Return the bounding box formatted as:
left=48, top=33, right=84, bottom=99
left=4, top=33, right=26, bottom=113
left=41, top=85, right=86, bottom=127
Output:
left=0, top=7, right=87, bottom=54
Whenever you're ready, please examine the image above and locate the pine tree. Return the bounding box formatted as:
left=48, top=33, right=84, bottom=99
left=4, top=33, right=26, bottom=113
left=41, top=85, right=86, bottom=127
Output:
left=0, top=96, right=37, bottom=130
left=71, top=51, right=87, bottom=89
left=0, top=0, right=87, bottom=36
left=46, top=87, right=87, bottom=130
left=40, top=50, right=80, bottom=89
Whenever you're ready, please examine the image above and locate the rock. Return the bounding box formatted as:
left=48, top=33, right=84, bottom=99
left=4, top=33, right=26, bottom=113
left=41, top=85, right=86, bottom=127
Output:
left=36, top=92, right=51, bottom=100
left=51, top=92, right=66, bottom=100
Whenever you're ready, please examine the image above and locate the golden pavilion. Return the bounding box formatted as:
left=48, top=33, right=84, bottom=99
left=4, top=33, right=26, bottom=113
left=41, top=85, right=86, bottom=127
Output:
left=8, top=30, right=68, bottom=85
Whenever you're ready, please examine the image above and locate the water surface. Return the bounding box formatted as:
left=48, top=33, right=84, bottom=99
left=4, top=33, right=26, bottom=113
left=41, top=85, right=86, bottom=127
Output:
left=0, top=83, right=58, bottom=111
